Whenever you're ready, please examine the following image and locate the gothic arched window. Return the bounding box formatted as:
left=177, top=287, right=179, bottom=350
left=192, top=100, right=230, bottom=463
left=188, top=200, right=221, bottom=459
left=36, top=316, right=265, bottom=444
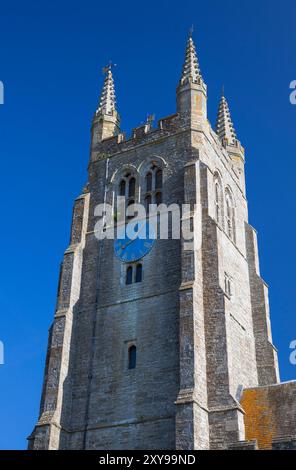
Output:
left=135, top=264, right=142, bottom=283
left=213, top=173, right=223, bottom=226
left=215, top=182, right=221, bottom=223
left=128, top=345, right=137, bottom=369
left=225, top=189, right=235, bottom=241
left=118, top=172, right=137, bottom=221
left=144, top=165, right=163, bottom=214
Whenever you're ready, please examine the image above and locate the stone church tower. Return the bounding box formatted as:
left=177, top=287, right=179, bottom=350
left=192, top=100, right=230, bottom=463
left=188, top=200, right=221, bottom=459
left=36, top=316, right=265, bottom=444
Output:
left=28, top=35, right=296, bottom=450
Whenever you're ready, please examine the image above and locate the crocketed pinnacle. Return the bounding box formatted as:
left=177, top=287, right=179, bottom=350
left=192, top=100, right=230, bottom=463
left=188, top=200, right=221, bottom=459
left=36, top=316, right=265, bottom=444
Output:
left=179, top=36, right=204, bottom=86
left=96, top=67, right=117, bottom=116
left=215, top=93, right=237, bottom=145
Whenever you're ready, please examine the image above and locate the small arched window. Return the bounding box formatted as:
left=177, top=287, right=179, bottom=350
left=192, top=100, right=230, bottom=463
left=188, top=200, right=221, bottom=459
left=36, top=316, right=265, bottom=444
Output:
left=135, top=264, right=142, bottom=283
left=126, top=266, right=133, bottom=285
left=128, top=345, right=137, bottom=369
left=224, top=272, right=233, bottom=297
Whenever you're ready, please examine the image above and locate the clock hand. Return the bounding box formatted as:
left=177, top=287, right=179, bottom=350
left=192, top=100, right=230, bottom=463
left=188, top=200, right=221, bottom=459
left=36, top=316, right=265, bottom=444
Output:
left=122, top=236, right=137, bottom=250
left=121, top=224, right=147, bottom=250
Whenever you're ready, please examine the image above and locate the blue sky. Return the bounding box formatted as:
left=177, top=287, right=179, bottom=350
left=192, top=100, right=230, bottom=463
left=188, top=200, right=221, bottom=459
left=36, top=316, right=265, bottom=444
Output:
left=0, top=0, right=295, bottom=450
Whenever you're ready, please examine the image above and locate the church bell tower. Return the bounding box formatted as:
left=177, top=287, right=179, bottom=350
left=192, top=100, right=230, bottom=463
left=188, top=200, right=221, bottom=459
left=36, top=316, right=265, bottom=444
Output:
left=29, top=33, right=287, bottom=451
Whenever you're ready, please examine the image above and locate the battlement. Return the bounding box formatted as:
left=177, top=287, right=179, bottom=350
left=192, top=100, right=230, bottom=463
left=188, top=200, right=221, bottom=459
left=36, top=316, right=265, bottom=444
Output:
left=91, top=113, right=186, bottom=162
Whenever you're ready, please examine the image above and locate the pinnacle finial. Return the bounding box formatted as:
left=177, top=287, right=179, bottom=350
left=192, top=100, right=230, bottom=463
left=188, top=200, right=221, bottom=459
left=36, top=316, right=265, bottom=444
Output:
left=179, top=34, right=204, bottom=86
left=215, top=94, right=238, bottom=146
left=96, top=62, right=117, bottom=116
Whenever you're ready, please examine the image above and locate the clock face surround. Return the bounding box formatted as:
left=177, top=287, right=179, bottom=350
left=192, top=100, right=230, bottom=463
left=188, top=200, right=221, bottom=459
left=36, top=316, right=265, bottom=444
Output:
left=114, top=220, right=155, bottom=263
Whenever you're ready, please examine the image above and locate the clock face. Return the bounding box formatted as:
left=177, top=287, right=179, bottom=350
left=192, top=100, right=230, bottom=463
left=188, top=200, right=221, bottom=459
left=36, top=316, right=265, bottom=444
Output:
left=114, top=220, right=155, bottom=262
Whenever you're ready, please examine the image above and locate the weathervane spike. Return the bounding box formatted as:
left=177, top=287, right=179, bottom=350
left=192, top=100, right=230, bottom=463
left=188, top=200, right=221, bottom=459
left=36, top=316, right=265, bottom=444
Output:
left=102, top=61, right=117, bottom=75
left=189, top=25, right=194, bottom=37
left=146, top=113, right=155, bottom=124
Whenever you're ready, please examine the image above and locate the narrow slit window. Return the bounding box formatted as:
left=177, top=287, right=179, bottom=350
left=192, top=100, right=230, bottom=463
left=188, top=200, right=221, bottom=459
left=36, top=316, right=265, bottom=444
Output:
left=224, top=273, right=233, bottom=297
left=128, top=345, right=137, bottom=369
left=129, top=177, right=136, bottom=198
left=145, top=194, right=152, bottom=214
left=120, top=180, right=126, bottom=197
left=146, top=172, right=152, bottom=192
left=215, top=182, right=221, bottom=223
left=155, top=192, right=162, bottom=205
left=155, top=169, right=163, bottom=189
left=126, top=266, right=133, bottom=285
left=127, top=199, right=135, bottom=220
left=135, top=264, right=142, bottom=283
left=225, top=192, right=235, bottom=241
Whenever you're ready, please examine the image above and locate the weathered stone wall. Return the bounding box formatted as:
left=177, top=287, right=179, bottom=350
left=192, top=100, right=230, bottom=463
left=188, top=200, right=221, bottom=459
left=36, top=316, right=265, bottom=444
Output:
left=245, top=224, right=280, bottom=385
left=195, top=128, right=261, bottom=449
left=29, top=69, right=282, bottom=450
left=28, top=193, right=90, bottom=449
left=60, top=127, right=193, bottom=449
left=175, top=160, right=209, bottom=450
